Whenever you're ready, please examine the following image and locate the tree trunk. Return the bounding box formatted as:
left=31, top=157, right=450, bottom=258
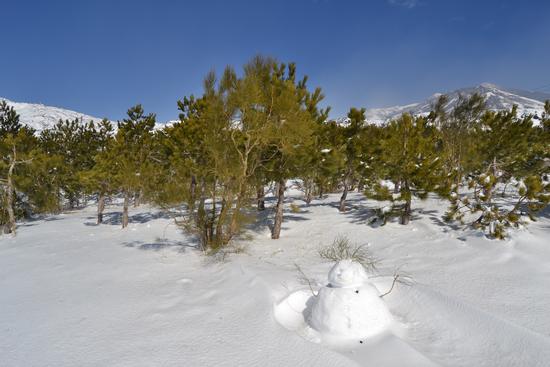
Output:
left=133, top=190, right=142, bottom=207
left=210, top=178, right=217, bottom=244
left=271, top=179, right=285, bottom=239
left=215, top=198, right=229, bottom=247
left=400, top=180, right=411, bottom=225
left=229, top=198, right=241, bottom=238
left=305, top=189, right=313, bottom=205
left=257, top=185, right=265, bottom=211
left=486, top=156, right=498, bottom=203
left=97, top=192, right=106, bottom=224
left=122, top=191, right=129, bottom=229
left=198, top=178, right=206, bottom=214
left=400, top=199, right=411, bottom=225
left=6, top=156, right=16, bottom=235
left=304, top=179, right=313, bottom=205
left=196, top=178, right=207, bottom=246
left=189, top=175, right=197, bottom=212
left=339, top=174, right=349, bottom=212
left=230, top=180, right=246, bottom=237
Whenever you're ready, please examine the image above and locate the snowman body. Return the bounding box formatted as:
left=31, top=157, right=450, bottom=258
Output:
left=309, top=260, right=393, bottom=339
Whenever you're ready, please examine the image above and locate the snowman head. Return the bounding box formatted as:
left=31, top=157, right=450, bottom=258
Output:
left=327, top=260, right=369, bottom=288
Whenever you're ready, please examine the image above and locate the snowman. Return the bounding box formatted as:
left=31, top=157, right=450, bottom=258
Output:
left=309, top=259, right=394, bottom=342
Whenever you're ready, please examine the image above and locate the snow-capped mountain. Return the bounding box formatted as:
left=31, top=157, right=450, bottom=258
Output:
left=0, top=98, right=104, bottom=131
left=362, top=83, right=550, bottom=124
left=4, top=83, right=549, bottom=131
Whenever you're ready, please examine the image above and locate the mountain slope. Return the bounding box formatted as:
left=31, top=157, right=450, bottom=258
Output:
left=363, top=83, right=550, bottom=124
left=1, top=98, right=103, bottom=131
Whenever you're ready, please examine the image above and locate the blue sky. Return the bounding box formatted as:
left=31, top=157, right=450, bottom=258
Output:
left=1, top=0, right=549, bottom=121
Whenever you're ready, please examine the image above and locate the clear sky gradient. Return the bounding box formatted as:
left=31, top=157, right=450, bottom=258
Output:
left=2, top=0, right=549, bottom=121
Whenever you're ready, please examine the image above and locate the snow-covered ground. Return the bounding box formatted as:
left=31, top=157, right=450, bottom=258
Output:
left=1, top=190, right=550, bottom=366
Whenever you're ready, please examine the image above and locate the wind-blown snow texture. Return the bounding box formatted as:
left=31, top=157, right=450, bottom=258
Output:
left=1, top=189, right=549, bottom=366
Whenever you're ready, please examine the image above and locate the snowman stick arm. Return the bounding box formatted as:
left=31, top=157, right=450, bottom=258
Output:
left=379, top=273, right=400, bottom=298
left=294, top=263, right=318, bottom=297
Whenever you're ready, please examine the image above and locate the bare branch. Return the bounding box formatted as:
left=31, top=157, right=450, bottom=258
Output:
left=294, top=263, right=318, bottom=297
left=379, top=266, right=413, bottom=297
left=379, top=274, right=399, bottom=298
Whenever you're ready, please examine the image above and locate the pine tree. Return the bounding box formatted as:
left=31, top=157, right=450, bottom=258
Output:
left=0, top=104, right=41, bottom=234
left=79, top=119, right=115, bottom=224
left=365, top=113, right=443, bottom=224
left=152, top=57, right=328, bottom=246
left=432, top=93, right=487, bottom=198
left=444, top=107, right=549, bottom=238
left=160, top=88, right=229, bottom=248
left=263, top=61, right=325, bottom=239
left=294, top=86, right=331, bottom=205
left=337, top=108, right=365, bottom=212
left=0, top=101, right=23, bottom=137
left=39, top=118, right=103, bottom=209
left=112, top=105, right=156, bottom=228
left=313, top=120, right=346, bottom=198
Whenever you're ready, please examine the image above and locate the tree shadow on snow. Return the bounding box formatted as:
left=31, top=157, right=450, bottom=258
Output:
left=17, top=215, right=65, bottom=228
left=420, top=209, right=461, bottom=231
left=534, top=205, right=550, bottom=221
left=122, top=238, right=198, bottom=253
left=243, top=203, right=311, bottom=236
left=84, top=211, right=171, bottom=226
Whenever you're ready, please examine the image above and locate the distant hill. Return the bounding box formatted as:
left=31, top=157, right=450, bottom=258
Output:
left=360, top=83, right=549, bottom=124
left=0, top=98, right=104, bottom=131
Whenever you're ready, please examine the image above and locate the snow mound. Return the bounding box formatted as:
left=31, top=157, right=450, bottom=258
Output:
left=274, top=261, right=394, bottom=347
left=310, top=283, right=393, bottom=339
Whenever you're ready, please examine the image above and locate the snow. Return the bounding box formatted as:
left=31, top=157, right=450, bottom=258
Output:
left=310, top=283, right=394, bottom=341
left=0, top=97, right=168, bottom=132
left=310, top=261, right=394, bottom=342
left=361, top=84, right=549, bottom=124
left=1, top=97, right=104, bottom=131
left=275, top=260, right=394, bottom=347
left=327, top=259, right=369, bottom=287
left=1, top=191, right=550, bottom=366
